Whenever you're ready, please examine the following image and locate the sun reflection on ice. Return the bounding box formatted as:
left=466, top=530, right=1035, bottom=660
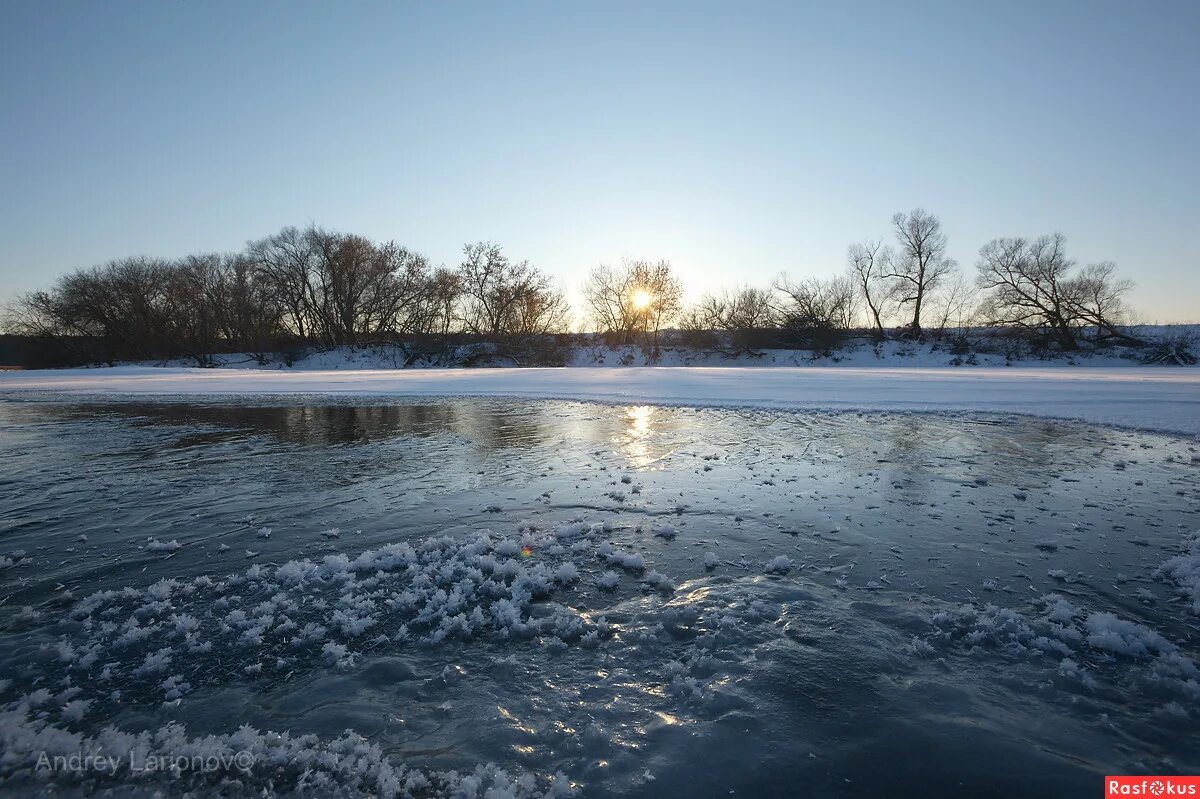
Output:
left=627, top=405, right=653, bottom=437
left=622, top=405, right=657, bottom=468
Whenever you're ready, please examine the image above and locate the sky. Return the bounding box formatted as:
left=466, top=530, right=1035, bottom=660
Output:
left=1, top=0, right=1197, bottom=323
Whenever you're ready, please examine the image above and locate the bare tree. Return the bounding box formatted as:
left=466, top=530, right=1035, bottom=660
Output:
left=774, top=274, right=856, bottom=329
left=582, top=264, right=635, bottom=341
left=773, top=274, right=857, bottom=350
left=62, top=257, right=177, bottom=360
left=925, top=271, right=977, bottom=336
left=306, top=230, right=373, bottom=346
left=975, top=233, right=1138, bottom=349
left=408, top=267, right=462, bottom=338
left=882, top=208, right=957, bottom=337
left=249, top=227, right=434, bottom=347
left=212, top=253, right=284, bottom=359
left=847, top=239, right=892, bottom=333
left=248, top=226, right=319, bottom=340
left=457, top=242, right=568, bottom=337
left=2, top=291, right=70, bottom=338
left=458, top=242, right=510, bottom=335
left=167, top=254, right=226, bottom=364
left=2, top=288, right=107, bottom=364
left=976, top=234, right=1082, bottom=348
left=1070, top=261, right=1139, bottom=344
left=340, top=238, right=431, bottom=341
left=582, top=258, right=683, bottom=345
left=684, top=286, right=778, bottom=355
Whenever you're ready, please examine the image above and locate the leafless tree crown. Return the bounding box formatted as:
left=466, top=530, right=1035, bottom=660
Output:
left=582, top=258, right=682, bottom=345
left=882, top=208, right=959, bottom=336
left=975, top=233, right=1136, bottom=348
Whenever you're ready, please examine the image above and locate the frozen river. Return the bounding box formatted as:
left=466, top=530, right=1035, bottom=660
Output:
left=1, top=398, right=1198, bottom=797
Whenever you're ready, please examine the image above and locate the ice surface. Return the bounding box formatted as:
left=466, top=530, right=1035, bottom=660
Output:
left=1, top=399, right=1198, bottom=796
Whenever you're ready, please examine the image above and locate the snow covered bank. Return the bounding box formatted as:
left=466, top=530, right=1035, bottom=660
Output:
left=99, top=325, right=1200, bottom=371
left=3, top=365, right=1199, bottom=435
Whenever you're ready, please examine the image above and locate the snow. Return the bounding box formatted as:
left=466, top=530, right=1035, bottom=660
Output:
left=145, top=538, right=181, bottom=553
left=4, top=364, right=1199, bottom=434
left=6, top=526, right=620, bottom=739
left=0, top=706, right=575, bottom=798
left=924, top=592, right=1199, bottom=704
left=1156, top=532, right=1200, bottom=614
left=599, top=544, right=645, bottom=572
left=763, top=555, right=793, bottom=575
left=640, top=569, right=675, bottom=593
left=651, top=523, right=678, bottom=540
left=595, top=571, right=620, bottom=591
left=1084, top=612, right=1171, bottom=657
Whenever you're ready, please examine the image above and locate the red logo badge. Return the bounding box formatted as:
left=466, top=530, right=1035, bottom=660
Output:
left=1106, top=777, right=1200, bottom=797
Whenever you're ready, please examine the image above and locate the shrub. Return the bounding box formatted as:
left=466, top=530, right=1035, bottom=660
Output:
left=1140, top=334, right=1197, bottom=366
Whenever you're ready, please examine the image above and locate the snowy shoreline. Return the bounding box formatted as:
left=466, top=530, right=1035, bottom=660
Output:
left=2, top=364, right=1199, bottom=437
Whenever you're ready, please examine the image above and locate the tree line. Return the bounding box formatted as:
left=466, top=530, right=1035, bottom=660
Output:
left=3, top=228, right=572, bottom=365
left=677, top=208, right=1140, bottom=357
left=2, top=209, right=1144, bottom=366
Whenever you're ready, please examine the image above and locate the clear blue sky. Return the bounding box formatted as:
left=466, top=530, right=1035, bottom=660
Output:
left=2, top=0, right=1197, bottom=322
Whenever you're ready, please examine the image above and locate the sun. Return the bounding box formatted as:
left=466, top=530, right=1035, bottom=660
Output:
left=631, top=289, right=653, bottom=311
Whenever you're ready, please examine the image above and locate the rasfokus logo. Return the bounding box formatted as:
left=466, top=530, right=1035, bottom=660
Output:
left=1106, top=777, right=1200, bottom=797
